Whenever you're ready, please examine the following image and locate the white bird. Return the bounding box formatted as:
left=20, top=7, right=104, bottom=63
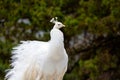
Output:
left=5, top=17, right=68, bottom=80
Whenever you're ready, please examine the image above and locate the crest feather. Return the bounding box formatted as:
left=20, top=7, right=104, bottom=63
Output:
left=50, top=17, right=58, bottom=23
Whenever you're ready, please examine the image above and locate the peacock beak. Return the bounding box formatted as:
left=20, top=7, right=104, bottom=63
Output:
left=62, top=24, right=65, bottom=27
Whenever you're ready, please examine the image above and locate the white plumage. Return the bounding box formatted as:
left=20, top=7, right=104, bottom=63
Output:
left=5, top=17, right=68, bottom=80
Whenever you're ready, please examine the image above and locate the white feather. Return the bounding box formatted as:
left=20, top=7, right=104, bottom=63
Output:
left=5, top=18, right=68, bottom=80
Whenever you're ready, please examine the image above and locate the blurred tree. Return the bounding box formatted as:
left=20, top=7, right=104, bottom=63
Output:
left=0, top=0, right=120, bottom=80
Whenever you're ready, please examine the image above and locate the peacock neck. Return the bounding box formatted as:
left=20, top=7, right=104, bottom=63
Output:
left=50, top=28, right=64, bottom=45
left=49, top=28, right=65, bottom=60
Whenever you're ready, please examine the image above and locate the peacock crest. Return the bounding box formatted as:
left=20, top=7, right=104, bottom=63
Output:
left=50, top=17, right=58, bottom=23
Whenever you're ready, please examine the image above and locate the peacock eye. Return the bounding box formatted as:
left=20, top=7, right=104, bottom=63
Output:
left=58, top=24, right=61, bottom=26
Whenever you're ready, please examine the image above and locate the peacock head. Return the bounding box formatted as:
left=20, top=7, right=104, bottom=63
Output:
left=50, top=17, right=65, bottom=29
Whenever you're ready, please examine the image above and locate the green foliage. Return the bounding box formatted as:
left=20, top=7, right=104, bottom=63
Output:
left=0, top=0, right=120, bottom=80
